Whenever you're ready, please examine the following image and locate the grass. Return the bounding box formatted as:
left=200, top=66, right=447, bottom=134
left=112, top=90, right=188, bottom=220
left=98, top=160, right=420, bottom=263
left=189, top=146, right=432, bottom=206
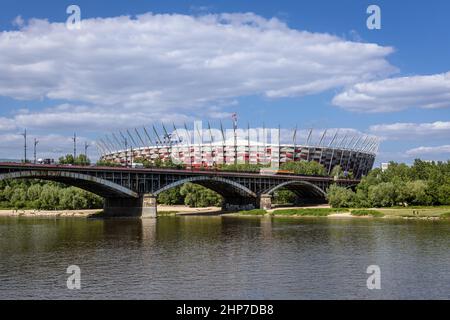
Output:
left=440, top=212, right=450, bottom=219
left=377, top=207, right=449, bottom=218
left=272, top=208, right=348, bottom=217
left=237, top=209, right=268, bottom=216
left=351, top=209, right=384, bottom=217
left=157, top=211, right=179, bottom=216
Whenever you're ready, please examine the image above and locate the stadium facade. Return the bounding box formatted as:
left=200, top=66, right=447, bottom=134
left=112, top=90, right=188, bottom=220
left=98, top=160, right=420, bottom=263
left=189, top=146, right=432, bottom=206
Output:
left=97, top=121, right=378, bottom=179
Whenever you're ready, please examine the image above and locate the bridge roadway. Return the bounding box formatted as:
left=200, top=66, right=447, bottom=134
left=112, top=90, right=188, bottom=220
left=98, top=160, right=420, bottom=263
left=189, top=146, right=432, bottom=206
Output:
left=0, top=163, right=359, bottom=218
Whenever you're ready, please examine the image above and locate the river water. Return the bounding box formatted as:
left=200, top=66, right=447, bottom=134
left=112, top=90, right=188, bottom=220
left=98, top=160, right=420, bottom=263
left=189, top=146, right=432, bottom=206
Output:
left=0, top=216, right=449, bottom=299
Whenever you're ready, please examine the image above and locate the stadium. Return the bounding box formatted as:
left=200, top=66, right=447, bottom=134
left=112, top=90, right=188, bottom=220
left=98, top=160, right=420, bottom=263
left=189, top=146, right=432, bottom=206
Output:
left=97, top=121, right=379, bottom=179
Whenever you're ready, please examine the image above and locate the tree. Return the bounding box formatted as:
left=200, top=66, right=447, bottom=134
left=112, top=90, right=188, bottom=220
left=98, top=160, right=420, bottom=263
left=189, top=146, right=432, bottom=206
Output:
left=281, top=160, right=327, bottom=176
left=327, top=185, right=355, bottom=208
left=158, top=186, right=184, bottom=205
left=59, top=154, right=75, bottom=165
left=330, top=165, right=344, bottom=179
left=180, top=183, right=222, bottom=207
left=368, top=182, right=397, bottom=207
left=59, top=154, right=90, bottom=165
left=273, top=190, right=297, bottom=205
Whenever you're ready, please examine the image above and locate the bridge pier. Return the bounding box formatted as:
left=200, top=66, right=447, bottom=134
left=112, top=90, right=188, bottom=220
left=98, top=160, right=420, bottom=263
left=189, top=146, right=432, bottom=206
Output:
left=103, top=194, right=157, bottom=218
left=259, top=194, right=272, bottom=210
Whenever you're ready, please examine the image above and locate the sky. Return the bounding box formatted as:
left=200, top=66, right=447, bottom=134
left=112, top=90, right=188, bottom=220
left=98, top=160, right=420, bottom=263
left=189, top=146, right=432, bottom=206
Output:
left=0, top=0, right=449, bottom=165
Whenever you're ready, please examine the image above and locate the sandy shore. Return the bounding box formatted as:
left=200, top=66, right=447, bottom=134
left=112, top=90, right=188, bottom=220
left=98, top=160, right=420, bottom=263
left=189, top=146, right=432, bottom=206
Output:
left=158, top=205, right=221, bottom=215
left=0, top=206, right=221, bottom=217
left=0, top=205, right=446, bottom=220
left=0, top=209, right=100, bottom=217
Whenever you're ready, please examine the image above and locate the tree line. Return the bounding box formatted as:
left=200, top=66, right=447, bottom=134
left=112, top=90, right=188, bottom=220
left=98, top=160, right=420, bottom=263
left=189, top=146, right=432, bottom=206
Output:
left=0, top=180, right=103, bottom=210
left=327, top=160, right=450, bottom=208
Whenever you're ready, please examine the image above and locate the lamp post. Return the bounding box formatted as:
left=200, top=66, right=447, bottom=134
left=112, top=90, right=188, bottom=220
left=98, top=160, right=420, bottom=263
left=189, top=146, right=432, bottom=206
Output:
left=72, top=133, right=77, bottom=160
left=84, top=141, right=90, bottom=165
left=34, top=138, right=39, bottom=164
left=21, top=129, right=27, bottom=163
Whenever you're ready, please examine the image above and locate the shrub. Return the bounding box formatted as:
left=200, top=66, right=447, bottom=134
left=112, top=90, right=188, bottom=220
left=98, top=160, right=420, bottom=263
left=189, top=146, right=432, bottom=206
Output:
left=238, top=209, right=267, bottom=215
left=351, top=209, right=384, bottom=217
left=273, top=208, right=348, bottom=216
left=327, top=185, right=355, bottom=208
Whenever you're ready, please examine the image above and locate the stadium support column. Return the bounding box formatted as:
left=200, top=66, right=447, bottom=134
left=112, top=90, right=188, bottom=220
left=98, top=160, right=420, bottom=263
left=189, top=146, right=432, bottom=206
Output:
left=103, top=194, right=157, bottom=218
left=259, top=194, right=272, bottom=210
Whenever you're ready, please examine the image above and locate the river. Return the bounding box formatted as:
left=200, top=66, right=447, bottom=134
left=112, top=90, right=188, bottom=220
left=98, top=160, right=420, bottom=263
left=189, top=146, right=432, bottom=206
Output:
left=0, top=216, right=449, bottom=299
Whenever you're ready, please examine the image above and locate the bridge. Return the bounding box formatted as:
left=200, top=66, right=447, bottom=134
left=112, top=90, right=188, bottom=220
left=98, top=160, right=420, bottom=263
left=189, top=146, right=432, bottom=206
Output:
left=0, top=163, right=359, bottom=218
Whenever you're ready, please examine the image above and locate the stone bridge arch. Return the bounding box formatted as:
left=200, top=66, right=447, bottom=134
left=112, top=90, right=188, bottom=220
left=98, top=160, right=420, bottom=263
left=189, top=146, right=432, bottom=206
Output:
left=0, top=170, right=139, bottom=199
left=260, top=180, right=328, bottom=209
left=155, top=176, right=258, bottom=210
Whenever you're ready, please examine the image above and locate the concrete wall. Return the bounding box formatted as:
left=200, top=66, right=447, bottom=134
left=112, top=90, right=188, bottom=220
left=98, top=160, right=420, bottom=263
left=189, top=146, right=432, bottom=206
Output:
left=103, top=195, right=157, bottom=218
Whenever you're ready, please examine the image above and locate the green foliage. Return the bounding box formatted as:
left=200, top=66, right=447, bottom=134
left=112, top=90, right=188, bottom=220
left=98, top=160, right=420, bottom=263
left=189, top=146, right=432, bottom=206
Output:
left=96, top=160, right=122, bottom=167
left=368, top=182, right=397, bottom=207
left=219, top=163, right=268, bottom=172
left=134, top=157, right=183, bottom=169
left=273, top=208, right=348, bottom=216
left=59, top=154, right=91, bottom=165
left=273, top=190, right=297, bottom=205
left=180, top=183, right=223, bottom=207
left=351, top=209, right=384, bottom=217
left=327, top=185, right=355, bottom=208
left=0, top=179, right=103, bottom=210
left=238, top=209, right=267, bottom=215
left=327, top=159, right=450, bottom=208
left=280, top=160, right=327, bottom=176
left=157, top=186, right=184, bottom=205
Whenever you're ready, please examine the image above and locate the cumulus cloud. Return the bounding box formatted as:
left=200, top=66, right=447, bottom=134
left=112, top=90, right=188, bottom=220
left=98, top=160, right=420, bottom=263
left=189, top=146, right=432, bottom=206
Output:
left=0, top=132, right=96, bottom=160
left=0, top=104, right=197, bottom=133
left=406, top=145, right=450, bottom=156
left=0, top=12, right=395, bottom=116
left=369, top=121, right=450, bottom=140
left=332, top=72, right=450, bottom=112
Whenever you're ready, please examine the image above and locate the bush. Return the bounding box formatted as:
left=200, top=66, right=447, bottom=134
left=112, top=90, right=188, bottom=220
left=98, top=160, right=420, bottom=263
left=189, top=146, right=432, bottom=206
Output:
left=368, top=182, right=397, bottom=207
left=351, top=209, right=384, bottom=217
left=238, top=209, right=267, bottom=215
left=273, top=190, right=297, bottom=205
left=180, top=183, right=223, bottom=207
left=273, top=208, right=348, bottom=216
left=327, top=185, right=355, bottom=208
left=280, top=160, right=327, bottom=176
left=158, top=186, right=184, bottom=205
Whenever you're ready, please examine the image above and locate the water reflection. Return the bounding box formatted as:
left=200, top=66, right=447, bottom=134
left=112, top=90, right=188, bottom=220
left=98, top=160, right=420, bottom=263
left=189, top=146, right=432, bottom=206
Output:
left=0, top=216, right=449, bottom=299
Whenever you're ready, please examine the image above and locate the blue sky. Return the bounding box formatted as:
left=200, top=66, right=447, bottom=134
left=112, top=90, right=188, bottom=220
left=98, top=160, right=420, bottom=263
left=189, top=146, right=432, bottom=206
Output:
left=0, top=0, right=449, bottom=165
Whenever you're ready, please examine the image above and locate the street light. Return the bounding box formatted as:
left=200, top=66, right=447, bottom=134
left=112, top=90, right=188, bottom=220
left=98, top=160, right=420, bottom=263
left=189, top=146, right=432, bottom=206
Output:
left=20, top=129, right=27, bottom=163
left=34, top=138, right=39, bottom=164
left=84, top=141, right=90, bottom=165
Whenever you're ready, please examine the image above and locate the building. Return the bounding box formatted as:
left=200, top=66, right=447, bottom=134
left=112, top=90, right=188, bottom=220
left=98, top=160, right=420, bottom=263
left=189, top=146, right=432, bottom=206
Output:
left=97, top=123, right=379, bottom=179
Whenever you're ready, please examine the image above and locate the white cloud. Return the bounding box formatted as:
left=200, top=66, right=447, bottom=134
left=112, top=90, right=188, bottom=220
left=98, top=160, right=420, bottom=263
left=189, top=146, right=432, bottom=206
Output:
left=406, top=145, right=450, bottom=156
left=0, top=12, right=395, bottom=117
left=369, top=121, right=450, bottom=140
left=12, top=15, right=24, bottom=28
left=0, top=132, right=97, bottom=160
left=332, top=72, right=450, bottom=112
left=0, top=117, right=16, bottom=131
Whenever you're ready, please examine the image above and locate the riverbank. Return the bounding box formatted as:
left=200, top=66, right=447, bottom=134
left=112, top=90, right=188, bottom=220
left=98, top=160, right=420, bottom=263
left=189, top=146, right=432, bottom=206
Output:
left=236, top=206, right=450, bottom=220
left=0, top=209, right=100, bottom=217
left=0, top=205, right=449, bottom=220
left=0, top=205, right=221, bottom=218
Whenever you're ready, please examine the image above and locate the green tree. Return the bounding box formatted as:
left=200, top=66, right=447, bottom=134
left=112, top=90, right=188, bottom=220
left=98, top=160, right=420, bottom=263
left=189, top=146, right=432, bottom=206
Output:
left=327, top=185, right=355, bottom=208
left=180, top=183, right=222, bottom=207
left=158, top=186, right=184, bottom=205
left=368, top=182, right=397, bottom=207
left=281, top=160, right=327, bottom=176
left=273, top=190, right=297, bottom=205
